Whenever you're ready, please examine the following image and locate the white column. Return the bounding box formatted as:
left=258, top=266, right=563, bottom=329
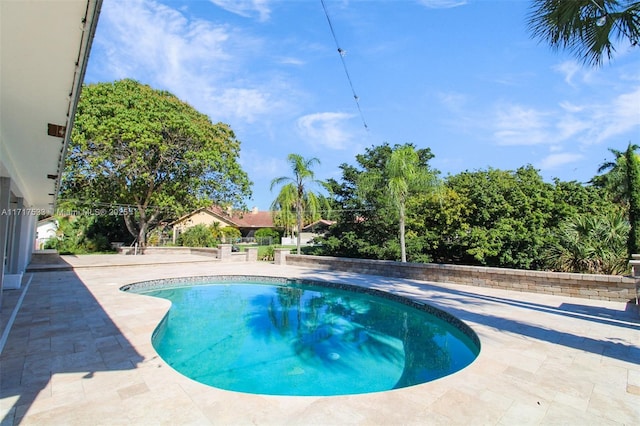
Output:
left=8, top=197, right=23, bottom=273
left=0, top=177, right=11, bottom=310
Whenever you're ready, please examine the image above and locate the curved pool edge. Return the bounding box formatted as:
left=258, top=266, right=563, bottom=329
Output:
left=120, top=274, right=481, bottom=354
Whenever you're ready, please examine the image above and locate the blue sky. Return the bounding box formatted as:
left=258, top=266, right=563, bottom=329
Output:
left=85, top=0, right=640, bottom=210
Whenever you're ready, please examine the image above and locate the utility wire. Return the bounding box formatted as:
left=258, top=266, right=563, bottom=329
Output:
left=320, top=0, right=369, bottom=130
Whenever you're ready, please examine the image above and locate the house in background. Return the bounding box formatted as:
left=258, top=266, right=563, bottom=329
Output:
left=170, top=206, right=275, bottom=243
left=35, top=218, right=58, bottom=250
left=283, top=219, right=336, bottom=245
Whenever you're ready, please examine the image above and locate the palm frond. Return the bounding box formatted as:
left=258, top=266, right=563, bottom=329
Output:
left=528, top=0, right=640, bottom=67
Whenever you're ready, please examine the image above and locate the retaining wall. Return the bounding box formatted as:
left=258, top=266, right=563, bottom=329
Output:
left=117, top=245, right=257, bottom=262
left=276, top=251, right=638, bottom=303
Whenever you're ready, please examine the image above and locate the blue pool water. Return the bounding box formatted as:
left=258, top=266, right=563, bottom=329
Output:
left=129, top=278, right=479, bottom=396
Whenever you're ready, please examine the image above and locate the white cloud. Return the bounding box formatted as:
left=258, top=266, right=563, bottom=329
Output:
left=296, top=112, right=356, bottom=150
left=553, top=61, right=582, bottom=87
left=489, top=84, right=640, bottom=147
left=275, top=56, right=306, bottom=66
left=437, top=91, right=468, bottom=112
left=493, top=104, right=553, bottom=146
left=89, top=0, right=294, bottom=127
left=240, top=149, right=282, bottom=178
left=553, top=60, right=600, bottom=87
left=209, top=88, right=272, bottom=123
left=209, top=0, right=271, bottom=21
left=96, top=0, right=231, bottom=85
left=587, top=86, right=640, bottom=144
left=537, top=152, right=584, bottom=170
left=558, top=101, right=584, bottom=113
left=417, top=0, right=467, bottom=8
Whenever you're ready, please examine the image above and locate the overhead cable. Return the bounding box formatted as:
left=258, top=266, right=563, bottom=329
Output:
left=320, top=0, right=369, bottom=130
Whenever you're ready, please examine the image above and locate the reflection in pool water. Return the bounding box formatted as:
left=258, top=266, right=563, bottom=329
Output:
left=136, top=280, right=479, bottom=396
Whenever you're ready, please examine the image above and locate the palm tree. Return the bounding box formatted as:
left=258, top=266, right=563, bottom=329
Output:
left=528, top=0, right=640, bottom=67
left=594, top=143, right=640, bottom=257
left=270, top=154, right=326, bottom=255
left=387, top=146, right=438, bottom=262
left=546, top=210, right=629, bottom=274
left=360, top=145, right=438, bottom=263
left=270, top=183, right=297, bottom=239
left=592, top=146, right=629, bottom=203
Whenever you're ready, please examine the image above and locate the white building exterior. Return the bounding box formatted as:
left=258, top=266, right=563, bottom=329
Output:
left=0, top=1, right=102, bottom=295
left=35, top=218, right=59, bottom=251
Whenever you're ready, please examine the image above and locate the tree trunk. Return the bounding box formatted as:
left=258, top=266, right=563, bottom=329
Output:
left=137, top=221, right=147, bottom=251
left=123, top=208, right=148, bottom=251
left=296, top=200, right=302, bottom=255
left=123, top=215, right=138, bottom=241
left=399, top=202, right=406, bottom=262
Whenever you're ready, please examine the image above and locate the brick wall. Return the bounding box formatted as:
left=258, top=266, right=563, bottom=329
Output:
left=279, top=253, right=638, bottom=303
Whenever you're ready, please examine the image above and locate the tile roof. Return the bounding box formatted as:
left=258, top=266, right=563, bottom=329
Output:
left=172, top=205, right=275, bottom=229
left=302, top=219, right=336, bottom=230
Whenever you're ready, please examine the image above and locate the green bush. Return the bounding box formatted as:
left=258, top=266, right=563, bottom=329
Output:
left=221, top=226, right=241, bottom=243
left=177, top=224, right=217, bottom=247
left=255, top=228, right=279, bottom=239
left=44, top=215, right=115, bottom=254
left=255, top=228, right=280, bottom=245
left=260, top=245, right=275, bottom=261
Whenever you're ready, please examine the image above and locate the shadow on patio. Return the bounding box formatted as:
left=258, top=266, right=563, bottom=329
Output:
left=0, top=263, right=145, bottom=425
left=295, top=268, right=640, bottom=365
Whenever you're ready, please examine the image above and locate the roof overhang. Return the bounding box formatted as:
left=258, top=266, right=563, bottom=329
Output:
left=0, top=0, right=102, bottom=209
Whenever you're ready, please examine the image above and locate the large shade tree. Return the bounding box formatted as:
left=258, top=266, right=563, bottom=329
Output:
left=62, top=79, right=252, bottom=248
left=270, top=154, right=327, bottom=254
left=528, top=0, right=640, bottom=67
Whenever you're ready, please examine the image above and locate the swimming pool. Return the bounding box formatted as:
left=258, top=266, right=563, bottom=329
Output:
left=122, top=276, right=480, bottom=396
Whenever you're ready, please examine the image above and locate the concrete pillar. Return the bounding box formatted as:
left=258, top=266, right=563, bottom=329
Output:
left=218, top=244, right=232, bottom=261
left=8, top=197, right=23, bottom=273
left=12, top=200, right=34, bottom=286
left=274, top=248, right=290, bottom=265
left=245, top=247, right=258, bottom=262
left=0, top=177, right=10, bottom=310
left=0, top=197, right=28, bottom=289
left=631, top=255, right=640, bottom=306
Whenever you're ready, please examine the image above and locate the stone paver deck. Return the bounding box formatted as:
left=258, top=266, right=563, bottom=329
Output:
left=1, top=254, right=639, bottom=425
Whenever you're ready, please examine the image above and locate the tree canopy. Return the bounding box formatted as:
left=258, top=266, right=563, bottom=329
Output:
left=62, top=79, right=252, bottom=248
left=310, top=142, right=629, bottom=274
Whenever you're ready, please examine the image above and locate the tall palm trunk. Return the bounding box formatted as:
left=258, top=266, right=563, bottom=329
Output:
left=399, top=202, right=407, bottom=263
left=296, top=197, right=303, bottom=255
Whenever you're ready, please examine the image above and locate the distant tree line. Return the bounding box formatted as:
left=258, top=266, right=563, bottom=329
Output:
left=306, top=142, right=638, bottom=276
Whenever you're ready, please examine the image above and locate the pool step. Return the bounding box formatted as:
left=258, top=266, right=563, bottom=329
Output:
left=26, top=251, right=73, bottom=272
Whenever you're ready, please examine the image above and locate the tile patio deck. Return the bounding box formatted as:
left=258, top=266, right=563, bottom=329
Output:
left=1, top=254, right=639, bottom=425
